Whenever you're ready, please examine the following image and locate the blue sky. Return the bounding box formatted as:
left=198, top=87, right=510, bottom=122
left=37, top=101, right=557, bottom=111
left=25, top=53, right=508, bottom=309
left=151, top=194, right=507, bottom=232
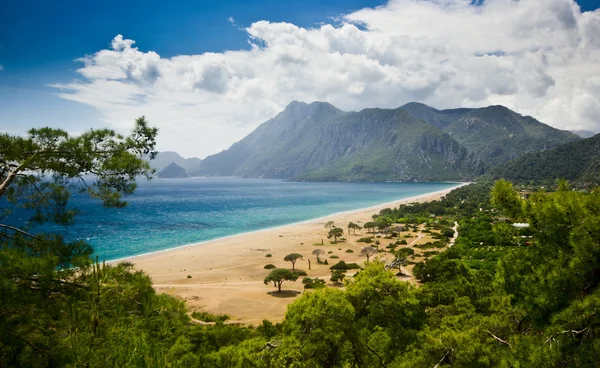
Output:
left=1, top=0, right=599, bottom=157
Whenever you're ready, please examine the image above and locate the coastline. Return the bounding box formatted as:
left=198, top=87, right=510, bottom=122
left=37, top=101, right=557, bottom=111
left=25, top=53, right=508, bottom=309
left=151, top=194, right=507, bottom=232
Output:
left=109, top=182, right=467, bottom=265
left=123, top=182, right=469, bottom=324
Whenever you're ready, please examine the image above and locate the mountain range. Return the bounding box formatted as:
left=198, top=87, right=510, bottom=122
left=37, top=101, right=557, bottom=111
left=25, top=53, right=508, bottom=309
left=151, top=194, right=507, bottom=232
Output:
left=152, top=101, right=583, bottom=182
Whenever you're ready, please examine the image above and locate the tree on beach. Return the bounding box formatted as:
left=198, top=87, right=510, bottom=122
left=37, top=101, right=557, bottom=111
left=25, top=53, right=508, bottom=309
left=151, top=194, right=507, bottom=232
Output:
left=328, top=227, right=343, bottom=242
left=284, top=253, right=303, bottom=271
left=330, top=270, right=346, bottom=284
left=347, top=222, right=361, bottom=235
left=324, top=220, right=335, bottom=230
left=264, top=268, right=299, bottom=293
left=360, top=246, right=377, bottom=263
left=312, top=248, right=325, bottom=263
left=363, top=221, right=377, bottom=234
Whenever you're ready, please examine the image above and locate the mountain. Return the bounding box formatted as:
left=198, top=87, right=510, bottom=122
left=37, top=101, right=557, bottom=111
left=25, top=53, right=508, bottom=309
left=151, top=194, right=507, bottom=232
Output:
left=401, top=102, right=473, bottom=130
left=193, top=101, right=484, bottom=181
left=571, top=130, right=597, bottom=138
left=157, top=162, right=190, bottom=178
left=487, top=133, right=600, bottom=183
left=148, top=151, right=202, bottom=172
left=191, top=101, right=580, bottom=182
left=403, top=104, right=580, bottom=167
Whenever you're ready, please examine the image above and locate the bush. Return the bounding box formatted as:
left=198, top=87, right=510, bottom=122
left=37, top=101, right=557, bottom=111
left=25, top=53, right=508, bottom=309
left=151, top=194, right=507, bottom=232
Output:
left=345, top=249, right=354, bottom=253
left=330, top=261, right=361, bottom=270
left=357, top=237, right=373, bottom=243
left=192, top=311, right=230, bottom=323
left=264, top=264, right=276, bottom=269
left=330, top=255, right=340, bottom=259
left=187, top=275, right=192, bottom=279
left=328, top=251, right=333, bottom=254
left=399, top=239, right=408, bottom=245
left=302, top=277, right=326, bottom=289
left=293, top=270, right=308, bottom=277
left=265, top=254, right=272, bottom=258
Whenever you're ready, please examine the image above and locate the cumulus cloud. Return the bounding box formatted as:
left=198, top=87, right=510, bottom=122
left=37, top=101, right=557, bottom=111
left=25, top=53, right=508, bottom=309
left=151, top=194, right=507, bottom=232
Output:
left=53, top=0, right=600, bottom=158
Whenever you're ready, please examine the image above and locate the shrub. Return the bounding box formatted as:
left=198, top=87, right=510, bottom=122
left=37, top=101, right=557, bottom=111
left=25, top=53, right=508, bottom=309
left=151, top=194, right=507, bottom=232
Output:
left=302, top=277, right=326, bottom=289
left=330, top=261, right=361, bottom=270
left=330, top=255, right=340, bottom=259
left=357, top=237, right=373, bottom=243
left=265, top=254, right=272, bottom=258
left=293, top=270, right=308, bottom=277
left=192, top=311, right=230, bottom=323
left=345, top=249, right=354, bottom=253
left=187, top=275, right=192, bottom=279
left=264, top=264, right=276, bottom=269
left=399, top=239, right=408, bottom=245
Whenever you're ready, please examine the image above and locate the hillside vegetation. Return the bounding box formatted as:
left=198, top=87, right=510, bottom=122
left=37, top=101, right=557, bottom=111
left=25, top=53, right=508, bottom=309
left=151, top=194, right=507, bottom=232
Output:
left=488, top=133, right=600, bottom=183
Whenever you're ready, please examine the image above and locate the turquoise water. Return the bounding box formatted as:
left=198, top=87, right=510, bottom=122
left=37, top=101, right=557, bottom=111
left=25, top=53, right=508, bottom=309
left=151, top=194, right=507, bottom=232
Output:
left=43, top=178, right=459, bottom=261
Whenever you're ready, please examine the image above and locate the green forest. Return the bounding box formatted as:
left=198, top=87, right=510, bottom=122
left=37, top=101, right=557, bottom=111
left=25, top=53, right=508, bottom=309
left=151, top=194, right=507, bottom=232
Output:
left=1, top=122, right=600, bottom=367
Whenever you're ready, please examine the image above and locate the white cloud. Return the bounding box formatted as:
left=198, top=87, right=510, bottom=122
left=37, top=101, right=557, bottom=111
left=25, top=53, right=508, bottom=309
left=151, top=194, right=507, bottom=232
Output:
left=53, top=0, right=600, bottom=158
left=0, top=65, right=4, bottom=71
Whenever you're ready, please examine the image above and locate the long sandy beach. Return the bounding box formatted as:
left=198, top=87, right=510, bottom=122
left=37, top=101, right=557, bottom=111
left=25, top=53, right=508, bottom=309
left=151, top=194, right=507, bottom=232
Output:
left=121, top=183, right=467, bottom=324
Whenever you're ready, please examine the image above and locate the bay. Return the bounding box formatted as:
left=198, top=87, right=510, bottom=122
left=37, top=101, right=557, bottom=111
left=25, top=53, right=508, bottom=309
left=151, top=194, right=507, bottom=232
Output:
left=40, top=178, right=460, bottom=261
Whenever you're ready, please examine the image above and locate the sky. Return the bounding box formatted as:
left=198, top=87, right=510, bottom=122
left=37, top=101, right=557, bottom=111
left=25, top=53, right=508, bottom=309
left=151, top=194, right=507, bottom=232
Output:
left=1, top=0, right=599, bottom=158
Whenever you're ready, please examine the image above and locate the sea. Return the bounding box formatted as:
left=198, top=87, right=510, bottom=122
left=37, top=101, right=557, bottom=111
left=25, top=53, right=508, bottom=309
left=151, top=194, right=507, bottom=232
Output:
left=31, top=178, right=460, bottom=261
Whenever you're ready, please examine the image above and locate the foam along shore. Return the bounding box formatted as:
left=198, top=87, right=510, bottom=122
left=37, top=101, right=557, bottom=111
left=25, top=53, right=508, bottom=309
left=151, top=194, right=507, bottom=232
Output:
left=121, top=183, right=468, bottom=324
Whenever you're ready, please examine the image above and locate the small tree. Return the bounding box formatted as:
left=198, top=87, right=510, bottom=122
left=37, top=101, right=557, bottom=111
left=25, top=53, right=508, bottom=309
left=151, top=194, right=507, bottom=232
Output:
left=264, top=268, right=298, bottom=293
left=363, top=221, right=377, bottom=234
left=325, top=220, right=335, bottom=230
left=348, top=222, right=361, bottom=235
left=360, top=246, right=377, bottom=263
left=284, top=253, right=303, bottom=271
left=330, top=270, right=346, bottom=284
left=328, top=227, right=344, bottom=242
left=312, top=249, right=325, bottom=263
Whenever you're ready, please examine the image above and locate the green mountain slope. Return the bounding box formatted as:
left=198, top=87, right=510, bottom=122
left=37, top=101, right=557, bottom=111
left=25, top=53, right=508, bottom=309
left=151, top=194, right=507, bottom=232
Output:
left=195, top=101, right=484, bottom=181
left=403, top=104, right=580, bottom=167
left=488, top=133, right=600, bottom=183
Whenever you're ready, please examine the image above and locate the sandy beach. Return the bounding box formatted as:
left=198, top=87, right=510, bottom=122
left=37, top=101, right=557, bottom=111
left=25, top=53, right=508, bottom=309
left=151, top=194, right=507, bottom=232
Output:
left=120, top=183, right=467, bottom=324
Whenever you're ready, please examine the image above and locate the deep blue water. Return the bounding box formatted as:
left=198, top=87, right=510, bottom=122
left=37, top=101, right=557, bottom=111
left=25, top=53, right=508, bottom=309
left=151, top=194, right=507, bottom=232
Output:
left=28, top=178, right=460, bottom=261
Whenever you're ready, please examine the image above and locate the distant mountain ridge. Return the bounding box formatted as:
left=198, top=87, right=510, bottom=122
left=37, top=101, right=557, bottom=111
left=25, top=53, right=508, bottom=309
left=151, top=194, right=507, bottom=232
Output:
left=400, top=103, right=580, bottom=167
left=157, top=162, right=189, bottom=179
left=154, top=101, right=580, bottom=182
left=148, top=151, right=202, bottom=172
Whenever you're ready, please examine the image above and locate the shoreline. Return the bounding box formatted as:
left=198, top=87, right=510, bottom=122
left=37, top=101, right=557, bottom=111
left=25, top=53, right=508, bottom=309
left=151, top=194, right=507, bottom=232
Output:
left=121, top=182, right=469, bottom=324
left=109, top=182, right=468, bottom=265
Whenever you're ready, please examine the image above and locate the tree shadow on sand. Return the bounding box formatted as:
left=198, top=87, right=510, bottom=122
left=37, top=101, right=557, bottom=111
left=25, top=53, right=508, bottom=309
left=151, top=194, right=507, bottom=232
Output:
left=267, top=290, right=302, bottom=298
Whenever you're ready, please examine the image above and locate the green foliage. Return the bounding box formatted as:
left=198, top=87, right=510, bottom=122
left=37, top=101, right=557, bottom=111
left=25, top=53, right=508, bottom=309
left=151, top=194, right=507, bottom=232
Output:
left=264, top=268, right=299, bottom=293
left=283, top=253, right=303, bottom=271
left=488, top=133, right=600, bottom=184
left=329, top=270, right=346, bottom=284
left=329, top=261, right=361, bottom=271
left=192, top=311, right=231, bottom=323
left=328, top=227, right=344, bottom=242
left=302, top=277, right=326, bottom=290
left=263, top=264, right=276, bottom=269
